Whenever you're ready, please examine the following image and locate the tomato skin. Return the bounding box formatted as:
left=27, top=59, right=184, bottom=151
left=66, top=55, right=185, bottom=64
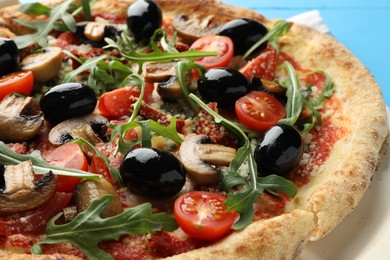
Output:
left=45, top=143, right=89, bottom=192
left=174, top=191, right=237, bottom=240
left=0, top=71, right=34, bottom=101
left=98, top=83, right=154, bottom=117
left=0, top=192, right=72, bottom=235
left=239, top=47, right=278, bottom=81
left=235, top=91, right=286, bottom=131
left=191, top=35, right=234, bottom=69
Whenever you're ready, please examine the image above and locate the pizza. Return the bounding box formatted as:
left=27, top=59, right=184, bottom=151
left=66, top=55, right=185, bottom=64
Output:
left=0, top=0, right=388, bottom=259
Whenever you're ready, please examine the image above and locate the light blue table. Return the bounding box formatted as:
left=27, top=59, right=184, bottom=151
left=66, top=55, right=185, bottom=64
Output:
left=223, top=0, right=390, bottom=107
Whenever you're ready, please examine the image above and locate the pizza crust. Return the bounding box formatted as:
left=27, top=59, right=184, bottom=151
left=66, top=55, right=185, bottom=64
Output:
left=0, top=0, right=388, bottom=259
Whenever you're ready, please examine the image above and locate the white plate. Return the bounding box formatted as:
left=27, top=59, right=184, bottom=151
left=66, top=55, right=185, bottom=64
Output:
left=298, top=108, right=390, bottom=260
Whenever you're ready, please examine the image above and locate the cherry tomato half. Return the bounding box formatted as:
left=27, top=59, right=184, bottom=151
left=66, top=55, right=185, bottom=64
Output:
left=45, top=143, right=89, bottom=192
left=191, top=35, right=234, bottom=69
left=235, top=91, right=286, bottom=131
left=98, top=83, right=154, bottom=117
left=174, top=191, right=237, bottom=240
left=0, top=71, right=34, bottom=101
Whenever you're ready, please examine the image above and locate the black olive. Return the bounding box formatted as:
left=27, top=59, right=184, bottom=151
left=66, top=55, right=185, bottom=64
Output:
left=197, top=68, right=249, bottom=108
left=74, top=22, right=120, bottom=47
left=126, top=0, right=162, bottom=43
left=0, top=38, right=19, bottom=76
left=254, top=124, right=304, bottom=176
left=249, top=77, right=287, bottom=106
left=40, top=83, right=97, bottom=124
left=219, top=18, right=268, bottom=55
left=120, top=147, right=185, bottom=198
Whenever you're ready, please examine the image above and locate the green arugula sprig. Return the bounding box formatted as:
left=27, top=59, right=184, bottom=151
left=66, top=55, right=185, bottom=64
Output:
left=14, top=0, right=91, bottom=48
left=176, top=61, right=207, bottom=114
left=189, top=94, right=297, bottom=229
left=31, top=196, right=178, bottom=260
left=279, top=61, right=334, bottom=135
left=242, top=19, right=291, bottom=60
left=0, top=141, right=100, bottom=180
left=104, top=34, right=217, bottom=74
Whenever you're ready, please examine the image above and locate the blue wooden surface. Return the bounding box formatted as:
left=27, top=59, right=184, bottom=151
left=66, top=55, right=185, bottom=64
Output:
left=223, top=0, right=390, bottom=107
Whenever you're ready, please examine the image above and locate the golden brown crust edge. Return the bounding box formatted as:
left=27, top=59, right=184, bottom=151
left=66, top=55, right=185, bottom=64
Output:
left=0, top=0, right=388, bottom=259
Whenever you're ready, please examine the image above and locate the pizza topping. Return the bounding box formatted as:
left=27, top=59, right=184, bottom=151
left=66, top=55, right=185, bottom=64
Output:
left=174, top=191, right=237, bottom=240
left=219, top=18, right=268, bottom=56
left=197, top=68, right=249, bottom=108
left=40, top=82, right=97, bottom=124
left=0, top=161, right=57, bottom=214
left=0, top=93, right=43, bottom=142
left=179, top=134, right=235, bottom=185
left=48, top=114, right=107, bottom=145
left=173, top=14, right=222, bottom=45
left=120, top=147, right=186, bottom=198
left=126, top=0, right=163, bottom=44
left=235, top=91, right=287, bottom=131
left=0, top=71, right=34, bottom=101
left=73, top=178, right=123, bottom=218
left=157, top=76, right=185, bottom=99
left=31, top=196, right=178, bottom=259
left=75, top=21, right=120, bottom=47
left=254, top=124, right=304, bottom=176
left=20, top=47, right=62, bottom=83
left=0, top=38, right=19, bottom=76
left=144, top=61, right=177, bottom=82
left=190, top=35, right=234, bottom=69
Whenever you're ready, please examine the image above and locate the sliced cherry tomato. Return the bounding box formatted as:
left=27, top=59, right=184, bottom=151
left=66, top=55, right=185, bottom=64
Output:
left=0, top=71, right=34, bottom=101
left=235, top=91, right=286, bottom=131
left=239, top=46, right=277, bottom=81
left=0, top=192, right=72, bottom=235
left=45, top=143, right=89, bottom=192
left=191, top=35, right=234, bottom=69
left=174, top=191, right=237, bottom=240
left=98, top=83, right=154, bottom=117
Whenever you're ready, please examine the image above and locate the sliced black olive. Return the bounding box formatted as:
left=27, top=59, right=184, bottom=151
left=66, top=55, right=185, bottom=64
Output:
left=126, top=0, right=162, bottom=43
left=120, top=147, right=185, bottom=198
left=197, top=68, right=249, bottom=108
left=40, top=83, right=97, bottom=124
left=219, top=18, right=268, bottom=55
left=254, top=124, right=304, bottom=176
left=74, top=22, right=120, bottom=47
left=0, top=38, right=19, bottom=76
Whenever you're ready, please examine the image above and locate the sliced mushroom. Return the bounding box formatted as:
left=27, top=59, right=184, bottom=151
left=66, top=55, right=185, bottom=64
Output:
left=144, top=61, right=177, bottom=83
left=173, top=14, right=222, bottom=44
left=48, top=114, right=107, bottom=145
left=0, top=93, right=43, bottom=142
left=73, top=178, right=123, bottom=218
left=84, top=22, right=106, bottom=41
left=261, top=79, right=286, bottom=95
left=21, top=46, right=62, bottom=83
left=0, top=160, right=57, bottom=214
left=157, top=76, right=183, bottom=99
left=179, top=134, right=236, bottom=185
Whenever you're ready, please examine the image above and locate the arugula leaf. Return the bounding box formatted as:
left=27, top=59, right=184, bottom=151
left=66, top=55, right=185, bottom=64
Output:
left=72, top=138, right=124, bottom=186
left=15, top=0, right=75, bottom=48
left=19, top=2, right=51, bottom=16
left=31, top=196, right=178, bottom=259
left=242, top=19, right=291, bottom=60
left=176, top=61, right=206, bottom=114
left=278, top=61, right=305, bottom=126
left=0, top=141, right=100, bottom=180
left=104, top=35, right=216, bottom=74
left=64, top=53, right=109, bottom=83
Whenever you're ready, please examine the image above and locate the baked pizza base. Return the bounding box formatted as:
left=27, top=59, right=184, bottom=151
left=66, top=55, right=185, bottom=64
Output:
left=0, top=0, right=388, bottom=259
